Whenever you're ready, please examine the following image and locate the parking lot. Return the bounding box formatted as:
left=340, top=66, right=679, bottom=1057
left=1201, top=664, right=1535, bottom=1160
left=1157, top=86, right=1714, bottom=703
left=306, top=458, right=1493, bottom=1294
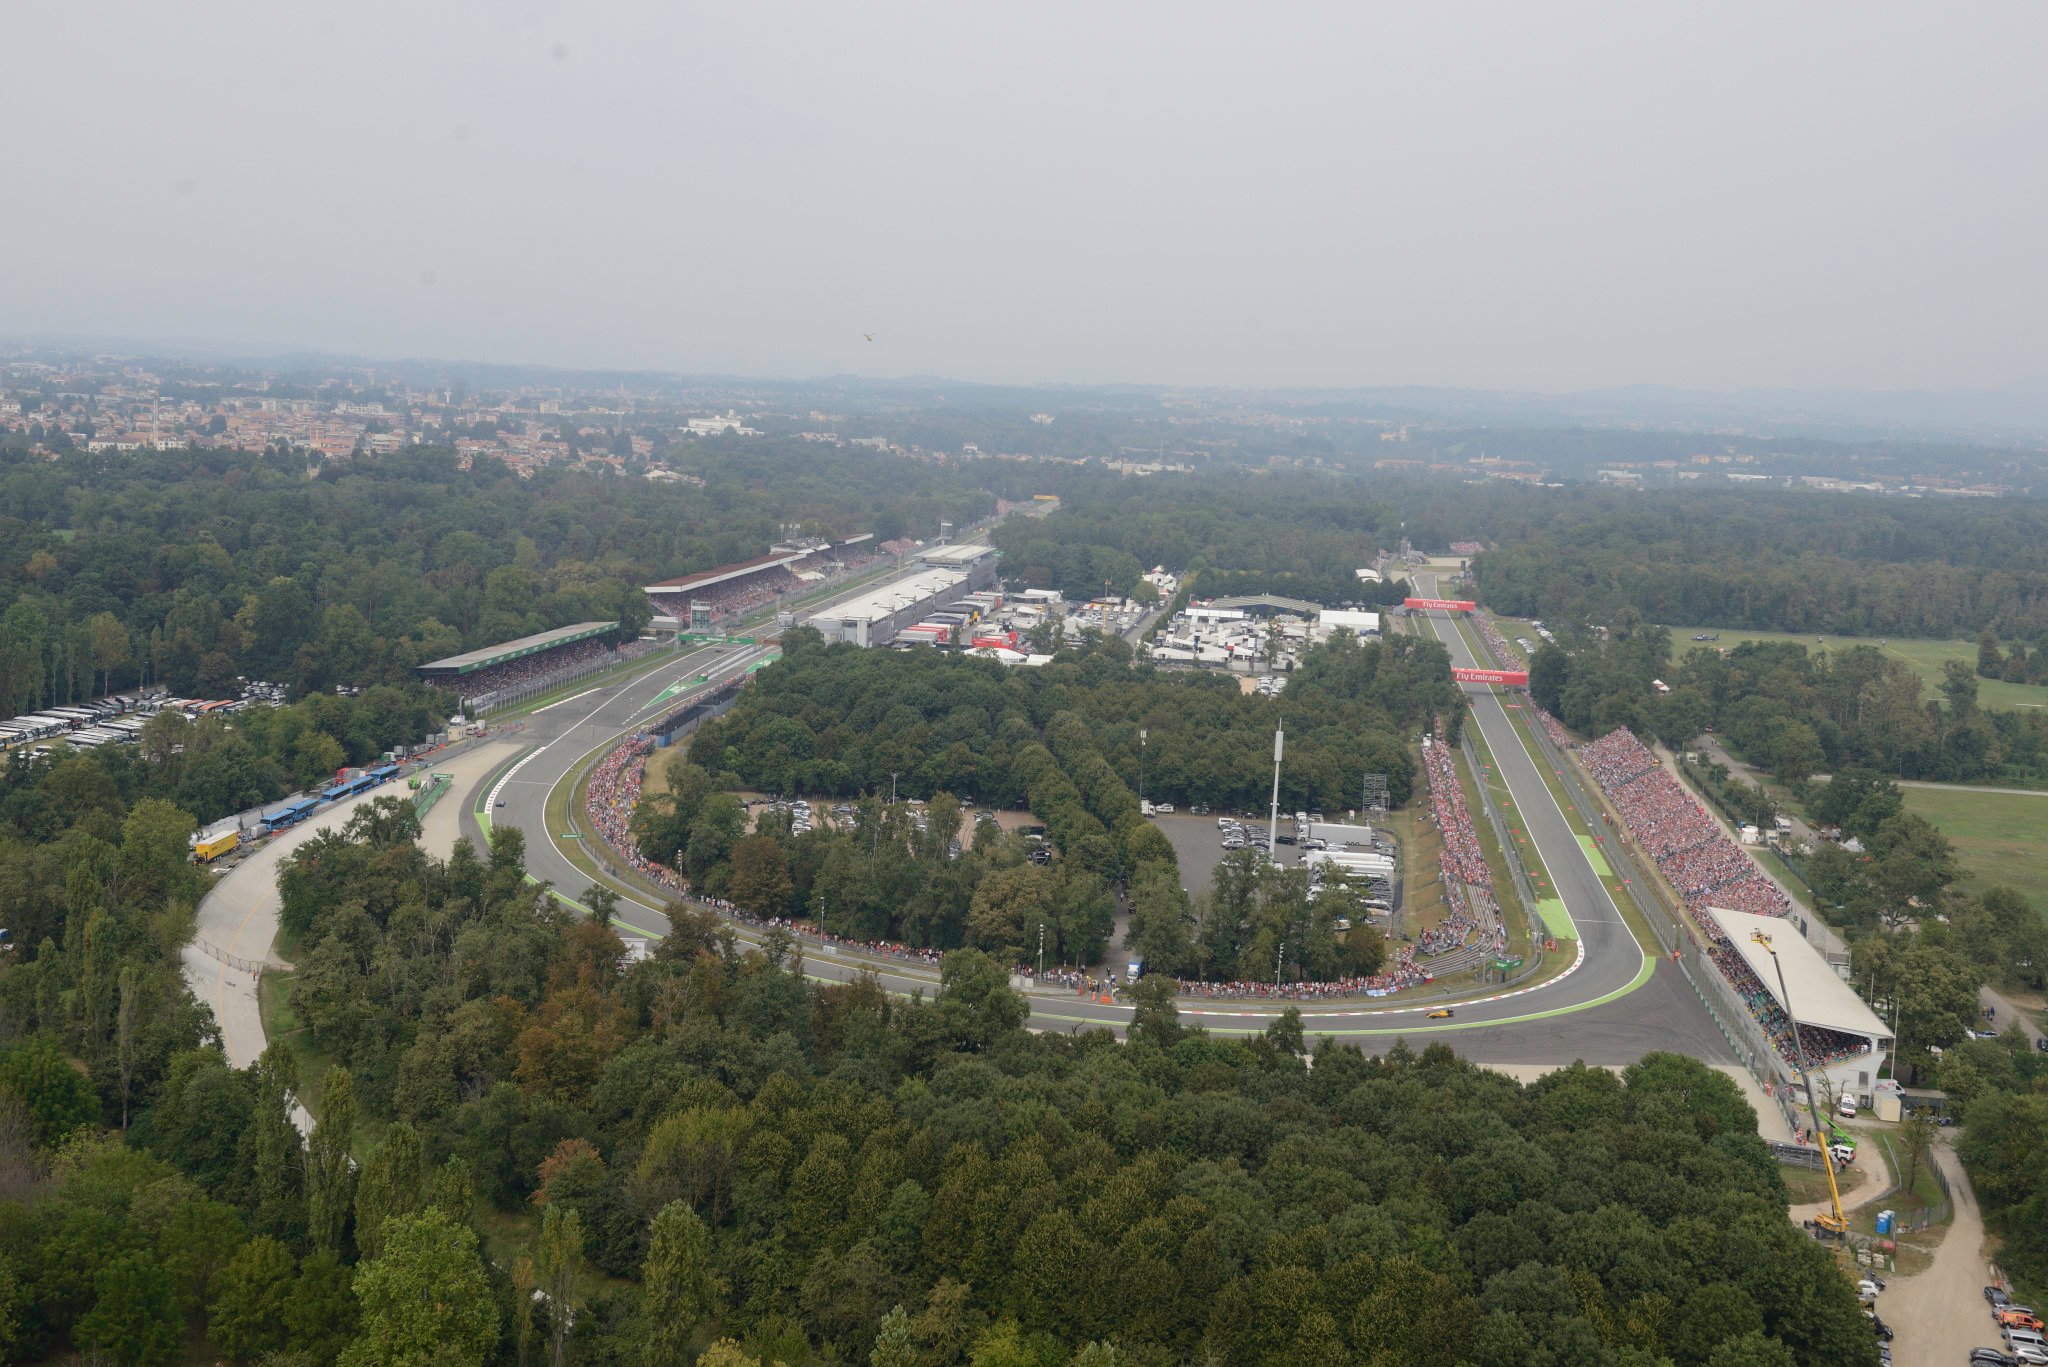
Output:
left=1150, top=810, right=1381, bottom=896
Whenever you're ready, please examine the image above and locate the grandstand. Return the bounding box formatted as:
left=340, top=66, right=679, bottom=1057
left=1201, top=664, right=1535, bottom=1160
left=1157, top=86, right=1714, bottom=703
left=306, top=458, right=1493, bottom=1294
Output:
left=416, top=622, right=624, bottom=704
left=807, top=546, right=999, bottom=647
left=644, top=538, right=887, bottom=627
left=1707, top=907, right=1892, bottom=1102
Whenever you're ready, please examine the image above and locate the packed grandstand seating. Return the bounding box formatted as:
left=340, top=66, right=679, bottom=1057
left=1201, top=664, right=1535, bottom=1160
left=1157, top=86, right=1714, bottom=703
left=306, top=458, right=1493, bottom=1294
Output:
left=1572, top=727, right=1835, bottom=1072
left=1707, top=938, right=1870, bottom=1070
left=442, top=636, right=659, bottom=705
left=1576, top=729, right=1787, bottom=918
left=647, top=544, right=886, bottom=625
left=1534, top=708, right=1574, bottom=753
left=1578, top=728, right=1664, bottom=787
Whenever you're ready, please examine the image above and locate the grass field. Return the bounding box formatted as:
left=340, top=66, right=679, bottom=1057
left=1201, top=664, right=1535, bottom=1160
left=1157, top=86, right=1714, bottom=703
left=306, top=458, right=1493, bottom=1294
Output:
left=1901, top=785, right=2048, bottom=918
left=1654, top=626, right=2048, bottom=712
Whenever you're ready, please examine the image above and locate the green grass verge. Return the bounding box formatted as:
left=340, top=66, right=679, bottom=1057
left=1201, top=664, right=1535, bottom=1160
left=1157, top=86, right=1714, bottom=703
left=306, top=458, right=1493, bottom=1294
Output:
left=1902, top=785, right=2048, bottom=919
left=1460, top=718, right=1560, bottom=925
left=1451, top=616, right=1668, bottom=956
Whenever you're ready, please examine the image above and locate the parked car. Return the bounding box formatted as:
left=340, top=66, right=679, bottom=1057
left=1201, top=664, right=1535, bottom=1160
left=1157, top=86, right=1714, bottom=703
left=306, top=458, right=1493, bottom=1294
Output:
left=1989, top=1285, right=2015, bottom=1308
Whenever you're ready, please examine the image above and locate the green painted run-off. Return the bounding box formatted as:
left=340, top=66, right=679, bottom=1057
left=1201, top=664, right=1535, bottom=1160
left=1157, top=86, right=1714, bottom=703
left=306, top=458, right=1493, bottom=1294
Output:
left=1576, top=834, right=1613, bottom=876
left=1536, top=898, right=1575, bottom=938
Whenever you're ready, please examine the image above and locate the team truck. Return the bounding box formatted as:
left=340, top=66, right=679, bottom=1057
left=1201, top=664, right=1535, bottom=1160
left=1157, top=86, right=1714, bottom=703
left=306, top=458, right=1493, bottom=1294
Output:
left=191, top=828, right=240, bottom=863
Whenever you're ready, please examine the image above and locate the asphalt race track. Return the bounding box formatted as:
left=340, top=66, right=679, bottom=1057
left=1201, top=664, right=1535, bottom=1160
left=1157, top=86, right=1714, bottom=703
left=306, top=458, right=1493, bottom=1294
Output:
left=462, top=576, right=1739, bottom=1067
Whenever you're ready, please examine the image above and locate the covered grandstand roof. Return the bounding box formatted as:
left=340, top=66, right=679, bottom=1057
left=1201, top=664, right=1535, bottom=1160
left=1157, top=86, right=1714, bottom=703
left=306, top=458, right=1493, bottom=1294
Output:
left=813, top=568, right=968, bottom=625
left=1708, top=907, right=1892, bottom=1042
left=915, top=543, right=996, bottom=566
left=1209, top=593, right=1321, bottom=615
left=418, top=621, right=617, bottom=676
left=644, top=551, right=806, bottom=595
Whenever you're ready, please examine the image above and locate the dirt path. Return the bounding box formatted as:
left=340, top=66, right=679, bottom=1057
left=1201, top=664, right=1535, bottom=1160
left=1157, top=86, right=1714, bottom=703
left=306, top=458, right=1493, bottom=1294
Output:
left=1787, top=1149, right=1889, bottom=1226
left=1880, top=1143, right=1994, bottom=1362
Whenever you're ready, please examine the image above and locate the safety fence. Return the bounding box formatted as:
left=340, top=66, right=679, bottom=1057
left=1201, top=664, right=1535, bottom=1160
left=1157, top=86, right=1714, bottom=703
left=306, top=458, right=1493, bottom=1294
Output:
left=412, top=773, right=453, bottom=818
left=1869, top=1131, right=1954, bottom=1232
left=472, top=638, right=680, bottom=717
left=1456, top=732, right=1546, bottom=990
left=191, top=937, right=263, bottom=975
left=1680, top=933, right=1804, bottom=1134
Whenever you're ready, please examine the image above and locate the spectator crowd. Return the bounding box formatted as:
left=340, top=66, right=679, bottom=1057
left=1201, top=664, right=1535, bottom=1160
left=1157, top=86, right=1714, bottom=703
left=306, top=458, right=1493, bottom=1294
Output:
left=447, top=636, right=660, bottom=706
left=1533, top=707, right=1573, bottom=754
left=1577, top=729, right=1790, bottom=921
left=1706, top=939, right=1870, bottom=1070
left=1416, top=718, right=1503, bottom=967
left=647, top=543, right=889, bottom=627
left=1474, top=611, right=1519, bottom=663
left=1571, top=727, right=1860, bottom=1073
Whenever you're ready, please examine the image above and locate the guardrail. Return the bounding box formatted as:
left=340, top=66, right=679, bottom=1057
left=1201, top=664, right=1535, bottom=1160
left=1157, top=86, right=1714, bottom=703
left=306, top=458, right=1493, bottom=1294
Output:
left=412, top=773, right=453, bottom=818
left=1461, top=729, right=1544, bottom=946
left=473, top=640, right=682, bottom=718
left=192, top=937, right=264, bottom=975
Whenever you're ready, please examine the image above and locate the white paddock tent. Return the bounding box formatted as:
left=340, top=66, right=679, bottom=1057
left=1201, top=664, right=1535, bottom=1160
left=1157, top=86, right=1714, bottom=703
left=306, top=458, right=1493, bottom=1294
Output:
left=1708, top=907, right=1893, bottom=1105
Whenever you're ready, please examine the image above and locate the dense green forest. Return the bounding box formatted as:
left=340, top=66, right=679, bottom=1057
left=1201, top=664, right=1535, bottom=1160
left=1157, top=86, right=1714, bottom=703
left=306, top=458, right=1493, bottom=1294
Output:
left=992, top=476, right=2048, bottom=640
left=1530, top=630, right=2048, bottom=787
left=1466, top=485, right=2048, bottom=639
left=0, top=439, right=1015, bottom=710
left=990, top=485, right=1408, bottom=604
left=0, top=785, right=1876, bottom=1367
left=1955, top=1040, right=2048, bottom=1305
left=645, top=630, right=1449, bottom=980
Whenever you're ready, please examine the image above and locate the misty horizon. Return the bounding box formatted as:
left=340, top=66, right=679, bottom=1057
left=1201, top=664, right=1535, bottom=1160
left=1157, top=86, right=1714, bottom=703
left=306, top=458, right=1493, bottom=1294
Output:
left=6, top=3, right=2046, bottom=395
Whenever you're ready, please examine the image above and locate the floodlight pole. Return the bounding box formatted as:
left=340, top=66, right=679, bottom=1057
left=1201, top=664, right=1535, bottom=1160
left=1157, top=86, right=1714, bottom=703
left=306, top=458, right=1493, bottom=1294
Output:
left=1269, top=722, right=1285, bottom=870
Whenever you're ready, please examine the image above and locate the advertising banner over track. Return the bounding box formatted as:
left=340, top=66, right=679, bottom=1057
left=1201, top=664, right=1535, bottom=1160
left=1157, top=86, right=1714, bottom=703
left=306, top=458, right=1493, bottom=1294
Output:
left=1453, top=667, right=1529, bottom=686
left=1405, top=597, right=1476, bottom=611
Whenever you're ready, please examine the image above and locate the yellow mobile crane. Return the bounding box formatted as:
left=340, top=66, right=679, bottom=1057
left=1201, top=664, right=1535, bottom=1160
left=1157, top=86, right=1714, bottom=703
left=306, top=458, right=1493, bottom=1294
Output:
left=1752, top=931, right=1849, bottom=1238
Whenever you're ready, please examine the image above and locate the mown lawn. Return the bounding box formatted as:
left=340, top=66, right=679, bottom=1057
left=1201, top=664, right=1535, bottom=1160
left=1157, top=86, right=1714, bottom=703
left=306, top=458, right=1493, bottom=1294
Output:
left=1902, top=785, right=2048, bottom=919
left=1658, top=626, right=2048, bottom=713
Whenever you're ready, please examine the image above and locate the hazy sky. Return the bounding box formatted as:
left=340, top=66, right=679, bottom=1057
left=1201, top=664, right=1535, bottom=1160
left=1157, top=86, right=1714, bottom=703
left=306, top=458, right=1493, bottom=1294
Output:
left=6, top=2, right=2045, bottom=392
